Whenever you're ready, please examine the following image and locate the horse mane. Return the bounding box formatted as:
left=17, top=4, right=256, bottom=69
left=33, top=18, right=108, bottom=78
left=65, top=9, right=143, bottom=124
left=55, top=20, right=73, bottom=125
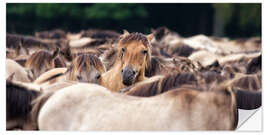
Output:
left=25, top=49, right=59, bottom=70
left=81, top=29, right=120, bottom=39
left=246, top=54, right=261, bottom=74
left=100, top=47, right=118, bottom=70
left=120, top=32, right=150, bottom=47
left=230, top=73, right=261, bottom=91
left=66, top=54, right=105, bottom=80
left=145, top=56, right=162, bottom=77
left=35, top=29, right=66, bottom=39
left=126, top=72, right=198, bottom=97
left=152, top=26, right=169, bottom=41
left=54, top=56, right=67, bottom=68
left=6, top=80, right=40, bottom=121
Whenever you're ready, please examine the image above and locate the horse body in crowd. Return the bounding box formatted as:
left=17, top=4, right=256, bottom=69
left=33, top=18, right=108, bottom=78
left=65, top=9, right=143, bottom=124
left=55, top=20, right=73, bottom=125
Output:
left=34, top=54, right=106, bottom=85
left=32, top=83, right=238, bottom=130
left=6, top=27, right=262, bottom=131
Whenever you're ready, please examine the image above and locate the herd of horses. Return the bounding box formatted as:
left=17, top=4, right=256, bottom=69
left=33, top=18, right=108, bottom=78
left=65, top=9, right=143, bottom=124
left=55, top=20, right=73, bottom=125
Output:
left=6, top=27, right=262, bottom=130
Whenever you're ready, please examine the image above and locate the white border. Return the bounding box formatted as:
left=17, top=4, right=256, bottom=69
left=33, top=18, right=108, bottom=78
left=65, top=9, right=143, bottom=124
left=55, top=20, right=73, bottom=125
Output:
left=1, top=1, right=267, bottom=135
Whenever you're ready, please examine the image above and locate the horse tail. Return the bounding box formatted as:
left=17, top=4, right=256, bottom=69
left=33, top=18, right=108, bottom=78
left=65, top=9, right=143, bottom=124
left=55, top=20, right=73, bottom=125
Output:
left=31, top=91, right=54, bottom=129
left=235, top=89, right=261, bottom=110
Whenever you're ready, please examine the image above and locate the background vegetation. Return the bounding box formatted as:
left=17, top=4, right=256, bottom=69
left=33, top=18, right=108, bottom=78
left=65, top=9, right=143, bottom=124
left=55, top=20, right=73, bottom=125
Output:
left=7, top=3, right=261, bottom=38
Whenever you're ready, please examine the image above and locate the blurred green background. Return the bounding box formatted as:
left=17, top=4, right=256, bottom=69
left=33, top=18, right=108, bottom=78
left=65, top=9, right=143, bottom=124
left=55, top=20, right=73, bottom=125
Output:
left=7, top=3, right=261, bottom=38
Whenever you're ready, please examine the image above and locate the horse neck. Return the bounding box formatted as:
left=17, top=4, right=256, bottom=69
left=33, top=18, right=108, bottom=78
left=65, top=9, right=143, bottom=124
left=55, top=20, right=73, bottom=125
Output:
left=101, top=61, right=124, bottom=91
left=137, top=66, right=146, bottom=82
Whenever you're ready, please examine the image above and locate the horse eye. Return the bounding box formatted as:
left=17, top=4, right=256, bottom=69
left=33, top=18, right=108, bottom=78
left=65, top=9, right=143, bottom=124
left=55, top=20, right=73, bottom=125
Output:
left=142, top=50, right=148, bottom=55
left=122, top=48, right=126, bottom=52
left=76, top=76, right=82, bottom=80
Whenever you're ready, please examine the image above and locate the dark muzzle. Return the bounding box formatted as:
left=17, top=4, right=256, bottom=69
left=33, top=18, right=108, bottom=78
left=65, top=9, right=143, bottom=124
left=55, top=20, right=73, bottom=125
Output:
left=121, top=67, right=136, bottom=86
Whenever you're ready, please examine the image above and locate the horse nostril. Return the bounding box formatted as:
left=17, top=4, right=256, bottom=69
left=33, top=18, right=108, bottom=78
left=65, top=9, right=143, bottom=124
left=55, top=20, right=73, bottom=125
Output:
left=96, top=74, right=101, bottom=79
left=121, top=69, right=124, bottom=73
left=132, top=70, right=136, bottom=75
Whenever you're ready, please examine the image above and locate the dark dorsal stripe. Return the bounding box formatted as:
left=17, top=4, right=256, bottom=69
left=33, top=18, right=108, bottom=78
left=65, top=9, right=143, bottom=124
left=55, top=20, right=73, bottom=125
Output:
left=41, top=73, right=65, bottom=84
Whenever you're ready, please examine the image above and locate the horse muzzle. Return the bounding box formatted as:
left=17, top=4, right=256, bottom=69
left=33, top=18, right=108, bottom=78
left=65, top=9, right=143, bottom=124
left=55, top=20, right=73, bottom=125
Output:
left=121, top=67, right=136, bottom=86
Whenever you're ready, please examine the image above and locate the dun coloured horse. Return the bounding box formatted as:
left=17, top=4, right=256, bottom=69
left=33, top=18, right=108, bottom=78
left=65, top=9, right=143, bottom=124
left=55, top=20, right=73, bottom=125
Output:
left=101, top=31, right=154, bottom=92
left=25, top=48, right=65, bottom=79
left=34, top=54, right=105, bottom=85
left=32, top=83, right=238, bottom=130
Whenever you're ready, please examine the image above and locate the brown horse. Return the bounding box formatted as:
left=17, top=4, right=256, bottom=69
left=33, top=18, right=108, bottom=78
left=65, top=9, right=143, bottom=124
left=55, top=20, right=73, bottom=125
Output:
left=101, top=31, right=154, bottom=92
left=32, top=83, right=238, bottom=130
left=34, top=54, right=106, bottom=85
left=25, top=48, right=64, bottom=79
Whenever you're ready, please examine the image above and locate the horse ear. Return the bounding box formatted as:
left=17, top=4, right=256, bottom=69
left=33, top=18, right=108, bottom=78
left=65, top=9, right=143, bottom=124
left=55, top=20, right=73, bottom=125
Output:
left=123, top=29, right=130, bottom=35
left=7, top=72, right=15, bottom=81
left=147, top=33, right=154, bottom=42
left=52, top=47, right=59, bottom=59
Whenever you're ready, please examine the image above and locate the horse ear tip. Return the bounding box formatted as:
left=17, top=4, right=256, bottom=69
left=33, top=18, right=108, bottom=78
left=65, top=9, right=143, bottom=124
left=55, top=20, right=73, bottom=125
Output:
left=147, top=33, right=154, bottom=41
left=123, top=29, right=129, bottom=35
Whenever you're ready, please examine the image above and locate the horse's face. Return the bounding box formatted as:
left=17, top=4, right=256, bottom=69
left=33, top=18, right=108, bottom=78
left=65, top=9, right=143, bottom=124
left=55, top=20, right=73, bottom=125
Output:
left=74, top=65, right=102, bottom=84
left=120, top=41, right=150, bottom=86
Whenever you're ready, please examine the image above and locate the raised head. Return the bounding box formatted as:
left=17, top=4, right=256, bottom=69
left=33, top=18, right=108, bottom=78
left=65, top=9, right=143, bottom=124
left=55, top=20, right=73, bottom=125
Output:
left=117, top=30, right=154, bottom=86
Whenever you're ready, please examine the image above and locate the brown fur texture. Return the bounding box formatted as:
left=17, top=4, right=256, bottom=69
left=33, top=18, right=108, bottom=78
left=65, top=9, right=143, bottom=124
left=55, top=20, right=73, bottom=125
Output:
left=25, top=48, right=61, bottom=79
left=35, top=29, right=66, bottom=39
left=125, top=72, right=198, bottom=97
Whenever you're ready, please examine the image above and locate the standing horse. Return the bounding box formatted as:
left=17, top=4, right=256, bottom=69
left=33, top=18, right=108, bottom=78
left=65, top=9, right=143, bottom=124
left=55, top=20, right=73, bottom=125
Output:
left=101, top=31, right=154, bottom=92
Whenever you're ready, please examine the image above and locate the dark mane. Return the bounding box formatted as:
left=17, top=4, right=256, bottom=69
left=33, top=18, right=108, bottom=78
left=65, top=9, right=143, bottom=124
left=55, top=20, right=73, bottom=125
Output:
left=6, top=80, right=40, bottom=121
left=81, top=29, right=120, bottom=39
left=145, top=56, right=162, bottom=77
left=246, top=54, right=261, bottom=74
left=153, top=26, right=169, bottom=41
left=231, top=74, right=261, bottom=91
left=35, top=29, right=66, bottom=39
left=120, top=32, right=149, bottom=47
left=126, top=72, right=198, bottom=97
